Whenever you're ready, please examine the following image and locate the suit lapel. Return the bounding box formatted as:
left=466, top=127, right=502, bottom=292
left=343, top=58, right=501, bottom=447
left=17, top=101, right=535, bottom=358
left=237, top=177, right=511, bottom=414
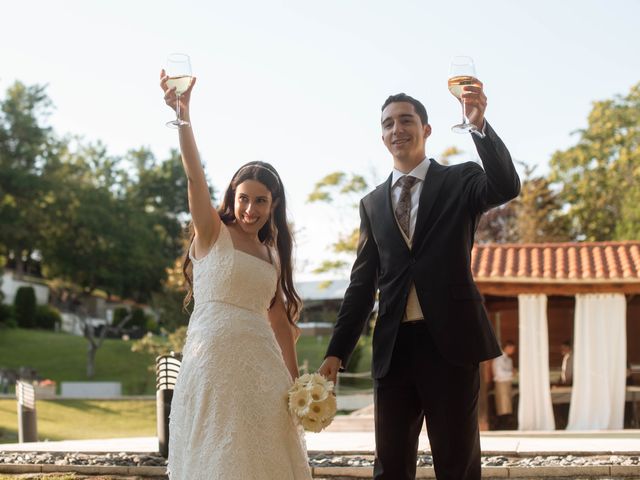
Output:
left=372, top=174, right=409, bottom=251
left=413, top=159, right=446, bottom=245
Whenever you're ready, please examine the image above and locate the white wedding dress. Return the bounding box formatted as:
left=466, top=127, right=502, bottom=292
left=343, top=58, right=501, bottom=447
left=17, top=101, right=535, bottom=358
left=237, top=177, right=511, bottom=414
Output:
left=168, top=223, right=312, bottom=479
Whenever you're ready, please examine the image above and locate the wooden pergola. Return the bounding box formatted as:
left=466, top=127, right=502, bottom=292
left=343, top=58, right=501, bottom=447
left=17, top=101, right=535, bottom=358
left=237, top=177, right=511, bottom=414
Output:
left=470, top=241, right=640, bottom=429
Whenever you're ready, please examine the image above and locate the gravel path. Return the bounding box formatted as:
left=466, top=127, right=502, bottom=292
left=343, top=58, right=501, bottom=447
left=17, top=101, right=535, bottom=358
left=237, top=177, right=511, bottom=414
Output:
left=2, top=451, right=640, bottom=468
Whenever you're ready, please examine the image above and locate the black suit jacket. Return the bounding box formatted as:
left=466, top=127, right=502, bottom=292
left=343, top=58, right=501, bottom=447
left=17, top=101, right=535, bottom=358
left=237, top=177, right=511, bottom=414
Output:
left=326, top=122, right=521, bottom=379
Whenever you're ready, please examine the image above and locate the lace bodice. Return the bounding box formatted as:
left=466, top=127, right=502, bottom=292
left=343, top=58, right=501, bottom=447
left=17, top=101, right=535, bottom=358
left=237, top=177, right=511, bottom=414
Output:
left=190, top=223, right=277, bottom=315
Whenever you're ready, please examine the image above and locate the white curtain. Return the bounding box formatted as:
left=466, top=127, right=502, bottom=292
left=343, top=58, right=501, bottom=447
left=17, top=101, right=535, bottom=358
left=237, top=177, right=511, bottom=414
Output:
left=567, top=293, right=627, bottom=430
left=517, top=294, right=555, bottom=430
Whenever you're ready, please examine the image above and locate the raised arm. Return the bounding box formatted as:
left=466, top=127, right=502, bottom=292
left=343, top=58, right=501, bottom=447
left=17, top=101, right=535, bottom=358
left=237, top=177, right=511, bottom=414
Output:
left=461, top=121, right=520, bottom=216
left=160, top=70, right=220, bottom=256
left=458, top=81, right=521, bottom=214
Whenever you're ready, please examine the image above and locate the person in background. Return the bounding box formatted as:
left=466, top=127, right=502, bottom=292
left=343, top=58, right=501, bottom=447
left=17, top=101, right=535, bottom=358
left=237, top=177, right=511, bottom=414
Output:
left=492, top=340, right=516, bottom=429
left=560, top=340, right=573, bottom=385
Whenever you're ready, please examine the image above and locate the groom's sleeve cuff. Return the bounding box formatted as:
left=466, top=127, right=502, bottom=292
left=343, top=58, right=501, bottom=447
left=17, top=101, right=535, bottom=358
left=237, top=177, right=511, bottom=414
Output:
left=471, top=120, right=487, bottom=139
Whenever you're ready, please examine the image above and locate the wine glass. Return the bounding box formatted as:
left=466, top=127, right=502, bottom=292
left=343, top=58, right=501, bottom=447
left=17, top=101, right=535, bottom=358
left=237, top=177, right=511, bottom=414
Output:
left=165, top=53, right=192, bottom=128
left=448, top=56, right=479, bottom=134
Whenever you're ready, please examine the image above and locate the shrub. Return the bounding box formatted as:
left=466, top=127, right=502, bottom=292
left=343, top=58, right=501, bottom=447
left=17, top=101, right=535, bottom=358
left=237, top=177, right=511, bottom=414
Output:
left=145, top=316, right=159, bottom=334
left=35, top=305, right=62, bottom=330
left=14, top=286, right=37, bottom=328
left=130, top=307, right=147, bottom=330
left=112, top=307, right=130, bottom=327
left=0, top=304, right=16, bottom=327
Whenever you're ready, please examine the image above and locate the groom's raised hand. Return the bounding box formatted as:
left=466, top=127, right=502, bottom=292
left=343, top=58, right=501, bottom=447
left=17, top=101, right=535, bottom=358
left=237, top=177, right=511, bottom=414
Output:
left=318, top=356, right=341, bottom=386
left=460, top=80, right=487, bottom=132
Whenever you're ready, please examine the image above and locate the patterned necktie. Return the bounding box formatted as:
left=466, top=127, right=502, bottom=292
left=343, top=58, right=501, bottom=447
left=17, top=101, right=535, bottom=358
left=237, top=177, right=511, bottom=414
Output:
left=395, top=175, right=418, bottom=239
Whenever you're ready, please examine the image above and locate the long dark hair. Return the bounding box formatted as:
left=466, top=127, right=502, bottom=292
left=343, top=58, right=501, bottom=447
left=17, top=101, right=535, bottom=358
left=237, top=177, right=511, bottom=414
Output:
left=182, top=161, right=302, bottom=326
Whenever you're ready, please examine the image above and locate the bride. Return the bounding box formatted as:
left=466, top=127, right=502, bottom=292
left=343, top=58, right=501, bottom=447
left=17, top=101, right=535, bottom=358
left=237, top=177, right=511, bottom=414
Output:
left=160, top=71, right=312, bottom=480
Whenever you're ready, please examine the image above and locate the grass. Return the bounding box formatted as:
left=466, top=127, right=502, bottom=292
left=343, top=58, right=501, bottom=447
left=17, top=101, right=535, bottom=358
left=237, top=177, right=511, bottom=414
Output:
left=0, top=398, right=155, bottom=444
left=297, top=334, right=374, bottom=393
left=296, top=335, right=333, bottom=372
left=296, top=334, right=372, bottom=373
left=0, top=329, right=157, bottom=395
left=0, top=329, right=374, bottom=444
left=0, top=329, right=373, bottom=395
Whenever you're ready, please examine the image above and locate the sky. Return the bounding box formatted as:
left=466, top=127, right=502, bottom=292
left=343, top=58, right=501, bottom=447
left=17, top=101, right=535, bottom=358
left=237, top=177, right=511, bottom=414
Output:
left=2, top=0, right=639, bottom=280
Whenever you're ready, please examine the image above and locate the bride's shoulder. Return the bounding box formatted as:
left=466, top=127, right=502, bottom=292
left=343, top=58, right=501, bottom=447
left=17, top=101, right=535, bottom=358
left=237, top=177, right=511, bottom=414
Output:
left=190, top=222, right=232, bottom=263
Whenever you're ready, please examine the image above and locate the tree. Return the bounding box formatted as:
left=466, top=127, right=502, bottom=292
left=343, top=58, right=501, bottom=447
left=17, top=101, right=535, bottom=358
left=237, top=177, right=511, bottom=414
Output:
left=475, top=162, right=570, bottom=244
left=549, top=82, right=640, bottom=241
left=514, top=167, right=571, bottom=243
left=0, top=82, right=58, bottom=275
left=0, top=79, right=199, bottom=378
left=126, top=147, right=191, bottom=218
left=439, top=146, right=463, bottom=166
left=40, top=142, right=188, bottom=302
left=149, top=255, right=191, bottom=332
left=475, top=203, right=519, bottom=244
left=307, top=171, right=370, bottom=274
left=131, top=326, right=188, bottom=360
left=76, top=301, right=131, bottom=379
left=39, top=143, right=187, bottom=376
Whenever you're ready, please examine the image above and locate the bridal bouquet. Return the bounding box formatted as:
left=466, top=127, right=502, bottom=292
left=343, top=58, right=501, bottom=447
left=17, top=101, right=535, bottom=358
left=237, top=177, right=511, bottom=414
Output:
left=288, top=373, right=337, bottom=432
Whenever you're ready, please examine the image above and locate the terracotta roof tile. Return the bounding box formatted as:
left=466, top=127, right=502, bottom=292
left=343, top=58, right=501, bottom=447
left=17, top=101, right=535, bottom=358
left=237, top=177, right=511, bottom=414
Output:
left=472, top=242, right=640, bottom=283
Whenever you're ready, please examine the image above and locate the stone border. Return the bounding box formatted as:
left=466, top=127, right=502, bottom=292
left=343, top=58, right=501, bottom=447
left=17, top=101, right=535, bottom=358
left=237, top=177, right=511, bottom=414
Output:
left=312, top=465, right=640, bottom=478
left=1, top=464, right=639, bottom=478
left=308, top=449, right=640, bottom=457
left=0, top=463, right=165, bottom=476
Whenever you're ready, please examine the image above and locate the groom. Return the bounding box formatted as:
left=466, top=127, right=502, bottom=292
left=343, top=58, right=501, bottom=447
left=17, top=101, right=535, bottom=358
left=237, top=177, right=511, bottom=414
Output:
left=319, top=84, right=520, bottom=479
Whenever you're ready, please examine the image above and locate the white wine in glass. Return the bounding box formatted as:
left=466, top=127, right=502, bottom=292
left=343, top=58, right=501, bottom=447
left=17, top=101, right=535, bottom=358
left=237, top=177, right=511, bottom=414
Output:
left=448, top=56, right=480, bottom=133
left=166, top=76, right=192, bottom=95
left=166, top=53, right=192, bottom=128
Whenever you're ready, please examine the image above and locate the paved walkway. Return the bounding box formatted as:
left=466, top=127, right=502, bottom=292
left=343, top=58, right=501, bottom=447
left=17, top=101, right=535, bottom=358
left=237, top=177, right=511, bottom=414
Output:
left=2, top=427, right=639, bottom=456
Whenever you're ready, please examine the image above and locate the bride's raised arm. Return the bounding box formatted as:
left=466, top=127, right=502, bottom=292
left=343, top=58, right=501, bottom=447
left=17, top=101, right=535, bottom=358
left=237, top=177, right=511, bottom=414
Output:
left=160, top=69, right=220, bottom=257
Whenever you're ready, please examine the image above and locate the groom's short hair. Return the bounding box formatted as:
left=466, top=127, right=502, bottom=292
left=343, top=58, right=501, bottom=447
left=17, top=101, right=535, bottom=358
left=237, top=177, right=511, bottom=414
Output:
left=381, top=93, right=429, bottom=126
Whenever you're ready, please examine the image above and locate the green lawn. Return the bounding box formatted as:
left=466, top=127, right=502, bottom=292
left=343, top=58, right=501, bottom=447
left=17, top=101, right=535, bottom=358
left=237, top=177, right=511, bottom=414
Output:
left=296, top=334, right=372, bottom=373
left=296, top=335, right=333, bottom=372
left=297, top=334, right=374, bottom=394
left=0, top=399, right=155, bottom=444
left=0, top=328, right=373, bottom=444
left=0, top=329, right=156, bottom=395
left=0, top=329, right=372, bottom=396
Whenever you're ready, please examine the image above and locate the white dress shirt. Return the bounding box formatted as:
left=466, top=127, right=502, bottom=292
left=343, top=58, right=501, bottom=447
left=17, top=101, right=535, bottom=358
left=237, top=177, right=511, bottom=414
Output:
left=493, top=353, right=514, bottom=382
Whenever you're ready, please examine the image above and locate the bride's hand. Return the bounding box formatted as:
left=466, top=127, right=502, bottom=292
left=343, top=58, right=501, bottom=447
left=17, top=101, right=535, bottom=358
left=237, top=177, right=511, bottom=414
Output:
left=160, top=69, right=196, bottom=113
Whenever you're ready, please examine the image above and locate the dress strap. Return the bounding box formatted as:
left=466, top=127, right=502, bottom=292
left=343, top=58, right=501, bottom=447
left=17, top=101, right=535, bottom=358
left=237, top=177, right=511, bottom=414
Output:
left=189, top=220, right=232, bottom=263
